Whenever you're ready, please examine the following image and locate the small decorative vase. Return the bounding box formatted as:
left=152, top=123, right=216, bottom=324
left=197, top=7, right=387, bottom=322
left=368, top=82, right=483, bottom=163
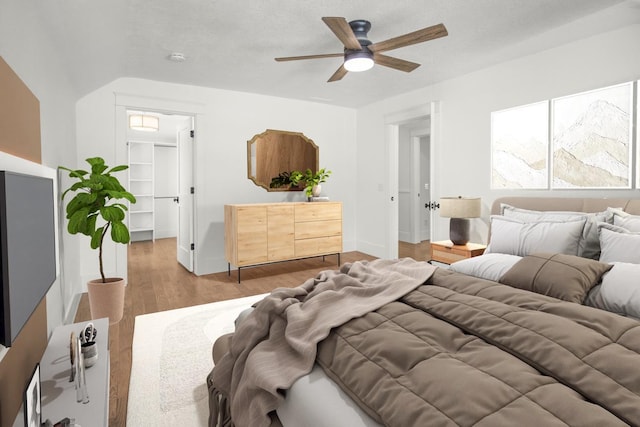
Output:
left=81, top=341, right=99, bottom=368
left=312, top=184, right=322, bottom=197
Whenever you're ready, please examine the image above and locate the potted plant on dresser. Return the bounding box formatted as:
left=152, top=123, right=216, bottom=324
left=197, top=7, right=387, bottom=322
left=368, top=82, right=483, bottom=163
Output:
left=291, top=168, right=332, bottom=199
left=60, top=157, right=136, bottom=324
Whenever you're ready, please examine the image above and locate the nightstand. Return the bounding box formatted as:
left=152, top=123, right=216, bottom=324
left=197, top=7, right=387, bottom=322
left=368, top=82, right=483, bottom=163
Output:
left=430, top=240, right=486, bottom=265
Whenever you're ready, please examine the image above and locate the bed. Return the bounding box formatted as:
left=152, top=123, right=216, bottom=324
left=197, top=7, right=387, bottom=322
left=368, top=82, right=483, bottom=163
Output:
left=207, top=197, right=640, bottom=427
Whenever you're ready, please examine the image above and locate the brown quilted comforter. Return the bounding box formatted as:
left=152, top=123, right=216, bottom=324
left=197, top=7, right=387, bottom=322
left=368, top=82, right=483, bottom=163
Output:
left=317, top=268, right=640, bottom=426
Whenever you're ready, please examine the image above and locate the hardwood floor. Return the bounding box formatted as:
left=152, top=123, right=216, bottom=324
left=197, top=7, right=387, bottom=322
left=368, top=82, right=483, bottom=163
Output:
left=398, top=240, right=431, bottom=261
left=74, top=238, right=376, bottom=426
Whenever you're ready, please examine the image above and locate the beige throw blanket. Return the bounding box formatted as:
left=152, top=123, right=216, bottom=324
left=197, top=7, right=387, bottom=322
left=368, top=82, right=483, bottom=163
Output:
left=208, top=258, right=436, bottom=427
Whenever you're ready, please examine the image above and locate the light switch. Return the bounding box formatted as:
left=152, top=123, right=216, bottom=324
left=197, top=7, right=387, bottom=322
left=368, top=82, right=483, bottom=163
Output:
left=424, top=183, right=429, bottom=190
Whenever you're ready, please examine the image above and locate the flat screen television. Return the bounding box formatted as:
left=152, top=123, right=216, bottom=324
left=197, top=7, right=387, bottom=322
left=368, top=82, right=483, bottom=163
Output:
left=0, top=171, right=56, bottom=347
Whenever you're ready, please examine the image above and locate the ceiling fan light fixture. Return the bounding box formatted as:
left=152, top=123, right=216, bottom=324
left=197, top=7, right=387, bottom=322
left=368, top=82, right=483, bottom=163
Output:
left=344, top=50, right=374, bottom=72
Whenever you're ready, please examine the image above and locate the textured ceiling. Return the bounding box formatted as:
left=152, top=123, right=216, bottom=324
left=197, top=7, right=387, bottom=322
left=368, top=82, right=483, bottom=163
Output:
left=35, top=0, right=639, bottom=107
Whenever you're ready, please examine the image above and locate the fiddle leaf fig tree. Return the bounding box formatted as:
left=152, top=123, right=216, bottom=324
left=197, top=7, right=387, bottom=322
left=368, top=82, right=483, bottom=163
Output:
left=60, top=157, right=136, bottom=283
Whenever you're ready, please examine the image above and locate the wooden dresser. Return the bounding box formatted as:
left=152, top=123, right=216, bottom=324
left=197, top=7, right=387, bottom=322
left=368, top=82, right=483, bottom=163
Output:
left=224, top=202, right=343, bottom=281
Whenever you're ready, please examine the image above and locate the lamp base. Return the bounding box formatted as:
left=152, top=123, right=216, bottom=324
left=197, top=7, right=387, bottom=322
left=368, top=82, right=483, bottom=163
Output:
left=449, top=218, right=470, bottom=246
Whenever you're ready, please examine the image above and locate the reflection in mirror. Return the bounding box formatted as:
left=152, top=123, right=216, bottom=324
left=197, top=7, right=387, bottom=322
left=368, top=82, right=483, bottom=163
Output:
left=247, top=129, right=319, bottom=191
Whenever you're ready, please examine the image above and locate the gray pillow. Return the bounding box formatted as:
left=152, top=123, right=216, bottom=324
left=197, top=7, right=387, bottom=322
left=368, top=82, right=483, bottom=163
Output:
left=499, top=253, right=612, bottom=303
left=486, top=215, right=586, bottom=257
left=598, top=222, right=640, bottom=264
left=609, top=207, right=640, bottom=232
left=501, top=204, right=615, bottom=259
left=590, top=262, right=640, bottom=319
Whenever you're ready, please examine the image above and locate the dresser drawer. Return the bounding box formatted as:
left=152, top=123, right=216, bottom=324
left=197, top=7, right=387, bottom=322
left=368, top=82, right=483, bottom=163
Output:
left=295, top=219, right=341, bottom=240
left=430, top=247, right=468, bottom=264
left=295, top=235, right=342, bottom=258
left=295, top=203, right=341, bottom=222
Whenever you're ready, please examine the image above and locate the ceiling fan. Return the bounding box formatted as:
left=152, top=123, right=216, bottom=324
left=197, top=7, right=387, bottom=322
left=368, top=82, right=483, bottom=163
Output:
left=275, top=17, right=448, bottom=82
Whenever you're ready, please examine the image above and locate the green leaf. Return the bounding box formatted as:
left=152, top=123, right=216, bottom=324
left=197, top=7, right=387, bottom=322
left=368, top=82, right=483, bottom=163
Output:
left=100, top=206, right=125, bottom=222
left=66, top=197, right=90, bottom=218
left=111, top=203, right=129, bottom=211
left=86, top=157, right=105, bottom=167
left=107, top=165, right=128, bottom=173
left=90, top=226, right=104, bottom=249
left=122, top=192, right=136, bottom=203
left=68, top=207, right=90, bottom=235
left=111, top=221, right=130, bottom=244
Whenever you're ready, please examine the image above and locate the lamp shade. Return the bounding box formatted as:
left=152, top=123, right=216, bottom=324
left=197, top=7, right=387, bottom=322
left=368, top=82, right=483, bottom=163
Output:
left=129, top=114, right=159, bottom=132
left=439, top=197, right=481, bottom=218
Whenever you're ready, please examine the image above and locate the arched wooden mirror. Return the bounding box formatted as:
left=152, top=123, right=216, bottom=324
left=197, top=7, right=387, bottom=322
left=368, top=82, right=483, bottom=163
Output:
left=247, top=129, right=319, bottom=191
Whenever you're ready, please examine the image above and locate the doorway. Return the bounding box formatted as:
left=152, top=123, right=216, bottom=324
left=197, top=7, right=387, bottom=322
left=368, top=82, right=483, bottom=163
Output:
left=126, top=109, right=195, bottom=272
left=397, top=119, right=431, bottom=260
left=385, top=102, right=440, bottom=260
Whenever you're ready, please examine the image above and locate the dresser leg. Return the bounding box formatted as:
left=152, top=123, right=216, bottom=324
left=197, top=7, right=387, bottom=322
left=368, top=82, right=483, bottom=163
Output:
left=227, top=263, right=230, bottom=276
left=237, top=267, right=241, bottom=284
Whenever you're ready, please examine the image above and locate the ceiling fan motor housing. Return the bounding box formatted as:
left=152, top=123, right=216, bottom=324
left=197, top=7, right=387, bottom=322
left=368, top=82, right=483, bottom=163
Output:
left=348, top=20, right=372, bottom=46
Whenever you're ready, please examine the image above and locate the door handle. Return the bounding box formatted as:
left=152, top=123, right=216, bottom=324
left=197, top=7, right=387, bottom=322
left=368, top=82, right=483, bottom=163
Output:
left=173, top=197, right=179, bottom=203
left=425, top=201, right=439, bottom=210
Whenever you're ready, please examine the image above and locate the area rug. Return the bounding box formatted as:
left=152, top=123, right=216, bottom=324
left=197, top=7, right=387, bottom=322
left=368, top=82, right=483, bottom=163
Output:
left=126, top=293, right=267, bottom=426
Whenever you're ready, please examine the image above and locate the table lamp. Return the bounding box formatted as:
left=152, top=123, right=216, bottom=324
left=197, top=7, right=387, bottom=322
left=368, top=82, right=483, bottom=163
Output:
left=439, top=196, right=481, bottom=245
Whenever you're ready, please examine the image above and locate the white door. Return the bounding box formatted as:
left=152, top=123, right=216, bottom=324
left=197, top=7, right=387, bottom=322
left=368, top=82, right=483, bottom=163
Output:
left=177, top=125, right=194, bottom=271
left=420, top=135, right=431, bottom=241
left=410, top=136, right=421, bottom=243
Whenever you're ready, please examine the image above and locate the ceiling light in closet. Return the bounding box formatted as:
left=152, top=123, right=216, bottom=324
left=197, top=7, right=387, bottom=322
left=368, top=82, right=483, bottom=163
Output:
left=129, top=114, right=159, bottom=132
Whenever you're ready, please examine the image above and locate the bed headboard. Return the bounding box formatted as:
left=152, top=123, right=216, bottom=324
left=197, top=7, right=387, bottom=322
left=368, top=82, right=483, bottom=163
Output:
left=491, top=197, right=640, bottom=216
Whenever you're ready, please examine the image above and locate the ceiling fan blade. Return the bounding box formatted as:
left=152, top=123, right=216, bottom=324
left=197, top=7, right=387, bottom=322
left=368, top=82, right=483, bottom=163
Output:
left=369, top=23, right=448, bottom=53
left=322, top=17, right=362, bottom=50
left=275, top=53, right=343, bottom=62
left=328, top=65, right=348, bottom=82
left=373, top=53, right=420, bottom=72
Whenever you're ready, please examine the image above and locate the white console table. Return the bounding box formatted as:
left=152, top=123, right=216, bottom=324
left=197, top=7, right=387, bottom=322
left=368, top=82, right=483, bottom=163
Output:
left=37, top=318, right=110, bottom=426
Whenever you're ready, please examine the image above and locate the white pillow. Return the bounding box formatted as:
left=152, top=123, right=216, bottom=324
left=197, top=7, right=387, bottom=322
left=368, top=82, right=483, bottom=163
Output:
left=486, top=215, right=586, bottom=257
left=586, top=262, right=640, bottom=319
left=501, top=204, right=614, bottom=259
left=598, top=223, right=640, bottom=264
left=449, top=253, right=522, bottom=282
left=609, top=207, right=640, bottom=232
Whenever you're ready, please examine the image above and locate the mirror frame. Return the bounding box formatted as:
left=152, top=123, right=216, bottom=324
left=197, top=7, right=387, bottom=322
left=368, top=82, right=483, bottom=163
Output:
left=247, top=129, right=319, bottom=192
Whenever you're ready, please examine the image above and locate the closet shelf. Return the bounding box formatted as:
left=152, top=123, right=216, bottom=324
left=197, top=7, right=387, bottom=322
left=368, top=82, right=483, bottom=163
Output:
left=130, top=227, right=154, bottom=233
left=128, top=140, right=155, bottom=242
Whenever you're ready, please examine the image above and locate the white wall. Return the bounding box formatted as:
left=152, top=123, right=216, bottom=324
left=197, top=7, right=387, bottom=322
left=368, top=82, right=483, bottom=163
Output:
left=76, top=79, right=357, bottom=277
left=356, top=22, right=640, bottom=257
left=0, top=0, right=80, bottom=332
